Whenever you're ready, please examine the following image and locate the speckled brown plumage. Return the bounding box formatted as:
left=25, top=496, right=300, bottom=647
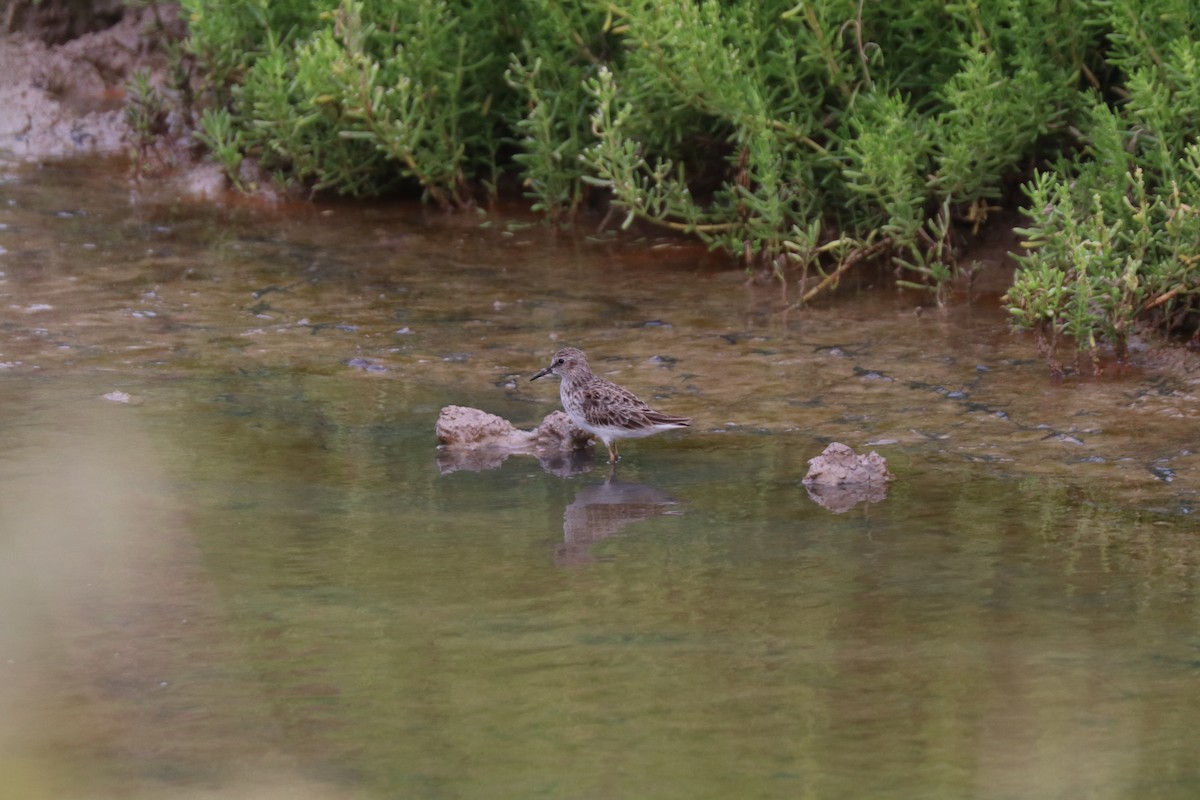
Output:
left=531, top=347, right=691, bottom=463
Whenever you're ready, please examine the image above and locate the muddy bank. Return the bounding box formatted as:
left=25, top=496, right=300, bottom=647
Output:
left=0, top=2, right=180, bottom=161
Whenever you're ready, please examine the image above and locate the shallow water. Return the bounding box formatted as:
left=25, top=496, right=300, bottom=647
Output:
left=1, top=160, right=1199, bottom=799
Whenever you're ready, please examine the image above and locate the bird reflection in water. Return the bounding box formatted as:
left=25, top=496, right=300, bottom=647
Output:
left=555, top=476, right=682, bottom=567
left=433, top=433, right=684, bottom=565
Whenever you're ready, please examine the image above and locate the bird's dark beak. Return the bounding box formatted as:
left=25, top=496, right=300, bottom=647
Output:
left=530, top=365, right=552, bottom=382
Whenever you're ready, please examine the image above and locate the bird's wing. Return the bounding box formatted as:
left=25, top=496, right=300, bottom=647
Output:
left=581, top=380, right=688, bottom=430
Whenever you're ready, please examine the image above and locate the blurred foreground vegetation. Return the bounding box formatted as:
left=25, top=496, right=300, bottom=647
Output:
left=140, top=0, right=1200, bottom=371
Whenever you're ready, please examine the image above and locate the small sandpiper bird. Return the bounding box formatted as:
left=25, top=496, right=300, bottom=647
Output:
left=531, top=347, right=691, bottom=463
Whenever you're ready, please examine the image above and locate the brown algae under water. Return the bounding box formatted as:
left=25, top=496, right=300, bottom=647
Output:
left=1, top=159, right=1200, bottom=798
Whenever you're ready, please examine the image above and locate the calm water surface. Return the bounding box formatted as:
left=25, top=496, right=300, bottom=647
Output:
left=1, top=160, right=1199, bottom=799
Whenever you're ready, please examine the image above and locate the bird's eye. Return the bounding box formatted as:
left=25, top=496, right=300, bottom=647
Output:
left=555, top=358, right=564, bottom=365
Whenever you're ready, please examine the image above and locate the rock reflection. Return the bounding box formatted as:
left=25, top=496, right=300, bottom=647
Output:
left=803, top=481, right=890, bottom=513
left=555, top=476, right=682, bottom=566
left=436, top=445, right=513, bottom=474
left=436, top=446, right=595, bottom=476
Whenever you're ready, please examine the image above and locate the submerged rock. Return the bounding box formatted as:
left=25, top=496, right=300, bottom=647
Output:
left=102, top=390, right=135, bottom=404
left=345, top=357, right=388, bottom=373
left=802, top=442, right=894, bottom=513
left=435, top=405, right=593, bottom=474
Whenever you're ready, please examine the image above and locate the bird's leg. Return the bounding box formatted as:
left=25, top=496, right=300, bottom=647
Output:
left=605, top=440, right=619, bottom=463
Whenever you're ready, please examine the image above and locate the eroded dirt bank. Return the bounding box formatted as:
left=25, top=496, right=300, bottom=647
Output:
left=0, top=1, right=181, bottom=161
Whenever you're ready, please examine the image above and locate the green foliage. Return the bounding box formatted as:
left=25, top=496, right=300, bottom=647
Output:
left=177, top=0, right=1087, bottom=240
left=186, top=0, right=515, bottom=206
left=125, top=68, right=170, bottom=177
left=180, top=0, right=323, bottom=103
left=194, top=107, right=245, bottom=189
left=167, top=0, right=1200, bottom=366
left=931, top=49, right=1054, bottom=204
left=1006, top=4, right=1200, bottom=372
left=840, top=91, right=930, bottom=249
left=503, top=2, right=609, bottom=221
left=580, top=0, right=841, bottom=283
left=573, top=0, right=1088, bottom=292
left=1008, top=159, right=1200, bottom=374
